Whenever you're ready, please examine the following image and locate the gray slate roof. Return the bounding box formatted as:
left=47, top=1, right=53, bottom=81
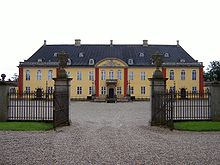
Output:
left=21, top=44, right=201, bottom=67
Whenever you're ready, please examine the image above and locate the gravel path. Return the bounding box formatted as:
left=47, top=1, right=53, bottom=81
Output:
left=1, top=101, right=220, bottom=164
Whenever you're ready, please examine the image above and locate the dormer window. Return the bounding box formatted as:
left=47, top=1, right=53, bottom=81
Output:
left=164, top=53, right=169, bottom=58
left=128, top=59, right=133, bottom=65
left=54, top=52, right=58, bottom=57
left=89, top=59, right=94, bottom=65
left=180, top=59, right=185, bottom=63
left=79, top=52, right=84, bottom=57
left=67, top=58, right=71, bottom=65
left=139, top=52, right=144, bottom=57
left=38, top=58, right=43, bottom=62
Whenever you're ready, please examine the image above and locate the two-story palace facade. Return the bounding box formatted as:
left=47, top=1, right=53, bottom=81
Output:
left=18, top=39, right=204, bottom=100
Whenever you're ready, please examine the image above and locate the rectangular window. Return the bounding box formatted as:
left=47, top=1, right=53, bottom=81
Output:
left=36, top=70, right=42, bottom=80
left=181, top=70, right=185, bottom=80
left=141, top=72, right=146, bottom=80
left=101, top=70, right=106, bottom=80
left=192, top=86, right=197, bottom=93
left=25, top=86, right=30, bottom=93
left=26, top=70, right=30, bottom=81
left=101, top=86, right=106, bottom=95
left=117, top=70, right=122, bottom=80
left=77, top=86, right=82, bottom=95
left=170, top=70, right=174, bottom=80
left=77, top=71, right=82, bottom=80
left=48, top=70, right=53, bottom=80
left=46, top=86, right=53, bottom=94
left=89, top=86, right=92, bottom=95
left=192, top=70, right=196, bottom=80
left=89, top=71, right=94, bottom=81
left=129, top=71, right=134, bottom=80
left=130, top=86, right=134, bottom=95
left=117, top=87, right=122, bottom=95
left=109, top=70, right=114, bottom=79
left=141, top=86, right=146, bottom=94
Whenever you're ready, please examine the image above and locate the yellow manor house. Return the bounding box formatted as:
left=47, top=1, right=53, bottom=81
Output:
left=18, top=39, right=204, bottom=101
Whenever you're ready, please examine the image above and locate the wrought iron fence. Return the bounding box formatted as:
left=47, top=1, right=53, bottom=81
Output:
left=8, top=91, right=53, bottom=121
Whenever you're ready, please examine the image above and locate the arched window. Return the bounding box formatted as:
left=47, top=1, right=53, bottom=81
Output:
left=181, top=70, right=185, bottom=80
left=192, top=70, right=196, bottom=80
left=170, top=70, right=174, bottom=80
left=36, top=70, right=42, bottom=80
left=26, top=70, right=30, bottom=80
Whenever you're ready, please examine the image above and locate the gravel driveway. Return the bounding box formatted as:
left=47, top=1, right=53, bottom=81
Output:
left=0, top=101, right=220, bottom=164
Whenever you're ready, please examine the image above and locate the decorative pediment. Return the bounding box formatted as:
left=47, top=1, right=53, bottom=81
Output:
left=96, top=58, right=128, bottom=68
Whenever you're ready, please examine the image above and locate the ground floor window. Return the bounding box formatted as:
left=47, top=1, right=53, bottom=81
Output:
left=77, top=86, right=82, bottom=95
left=101, top=86, right=106, bottom=95
left=117, top=87, right=122, bottom=95
left=46, top=86, right=53, bottom=94
left=25, top=86, right=30, bottom=93
left=89, top=86, right=92, bottom=95
left=141, top=86, right=145, bottom=94
left=192, top=86, right=197, bottom=93
left=130, top=86, right=134, bottom=95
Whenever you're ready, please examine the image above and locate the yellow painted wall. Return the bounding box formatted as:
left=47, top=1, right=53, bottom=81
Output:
left=165, top=67, right=200, bottom=91
left=128, top=67, right=156, bottom=98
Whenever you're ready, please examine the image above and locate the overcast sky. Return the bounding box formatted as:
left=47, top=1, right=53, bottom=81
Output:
left=0, top=0, right=219, bottom=79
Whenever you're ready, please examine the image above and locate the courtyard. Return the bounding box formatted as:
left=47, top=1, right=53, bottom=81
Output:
left=0, top=101, right=220, bottom=164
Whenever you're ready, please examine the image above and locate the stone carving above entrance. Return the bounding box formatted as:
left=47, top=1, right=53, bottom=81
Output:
left=96, top=58, right=128, bottom=68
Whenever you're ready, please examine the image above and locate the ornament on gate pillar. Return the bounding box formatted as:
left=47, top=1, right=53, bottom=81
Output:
left=57, top=51, right=69, bottom=78
left=152, top=51, right=164, bottom=79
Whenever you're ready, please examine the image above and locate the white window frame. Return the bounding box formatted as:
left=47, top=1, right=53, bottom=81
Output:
left=89, top=71, right=94, bottom=81
left=77, top=86, right=82, bottom=95
left=181, top=70, right=185, bottom=80
left=192, top=70, right=196, bottom=80
left=48, top=70, right=53, bottom=80
left=36, top=70, right=42, bottom=80
left=77, top=71, right=82, bottom=80
left=192, top=86, right=197, bottom=93
left=25, top=86, right=30, bottom=93
left=117, top=87, right=122, bottom=95
left=89, top=86, right=92, bottom=95
left=117, top=70, right=122, bottom=80
left=101, top=86, right=106, bottom=95
left=130, top=86, right=134, bottom=95
left=170, top=70, right=174, bottom=80
left=141, top=72, right=146, bottom=80
left=129, top=71, right=134, bottom=80
left=141, top=86, right=146, bottom=94
left=26, top=70, right=30, bottom=81
left=101, top=70, right=106, bottom=80
left=109, top=70, right=114, bottom=80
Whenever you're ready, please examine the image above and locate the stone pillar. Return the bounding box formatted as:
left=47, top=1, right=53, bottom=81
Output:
left=149, top=69, right=168, bottom=126
left=0, top=82, right=10, bottom=121
left=210, top=82, right=220, bottom=121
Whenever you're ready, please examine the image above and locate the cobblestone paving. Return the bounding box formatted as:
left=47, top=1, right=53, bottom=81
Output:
left=0, top=101, right=220, bottom=164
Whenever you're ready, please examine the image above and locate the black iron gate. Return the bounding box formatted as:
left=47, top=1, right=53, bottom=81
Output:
left=53, top=91, right=70, bottom=128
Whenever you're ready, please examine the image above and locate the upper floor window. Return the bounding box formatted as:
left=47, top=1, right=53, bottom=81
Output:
left=181, top=70, right=185, bottom=80
left=109, top=70, right=114, bottom=79
left=36, top=70, right=42, bottom=80
left=101, top=70, right=106, bottom=80
left=77, top=71, right=82, bottom=80
left=170, top=70, right=174, bottom=80
left=89, top=59, right=94, bottom=65
left=192, top=70, right=196, bottom=80
left=89, top=71, right=94, bottom=81
left=48, top=70, right=53, bottom=80
left=129, top=71, right=134, bottom=80
left=26, top=70, right=30, bottom=81
left=67, top=59, right=71, bottom=65
left=141, top=72, right=146, bottom=80
left=117, top=70, right=122, bottom=80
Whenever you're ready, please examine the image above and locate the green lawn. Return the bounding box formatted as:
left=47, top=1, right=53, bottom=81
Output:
left=0, top=122, right=53, bottom=131
left=174, top=121, right=220, bottom=131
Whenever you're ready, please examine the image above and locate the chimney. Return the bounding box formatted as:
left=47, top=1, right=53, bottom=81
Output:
left=75, top=39, right=81, bottom=46
left=177, top=40, right=180, bottom=47
left=143, top=40, right=148, bottom=47
left=110, top=40, right=113, bottom=46
left=43, top=40, right=47, bottom=46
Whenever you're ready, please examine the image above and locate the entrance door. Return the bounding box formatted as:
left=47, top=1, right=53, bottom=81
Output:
left=109, top=88, right=114, bottom=98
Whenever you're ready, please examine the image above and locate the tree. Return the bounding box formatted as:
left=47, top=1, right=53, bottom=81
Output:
left=204, top=61, right=220, bottom=81
left=11, top=73, right=18, bottom=82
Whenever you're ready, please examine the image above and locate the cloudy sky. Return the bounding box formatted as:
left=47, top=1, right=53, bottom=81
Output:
left=0, top=0, right=219, bottom=79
